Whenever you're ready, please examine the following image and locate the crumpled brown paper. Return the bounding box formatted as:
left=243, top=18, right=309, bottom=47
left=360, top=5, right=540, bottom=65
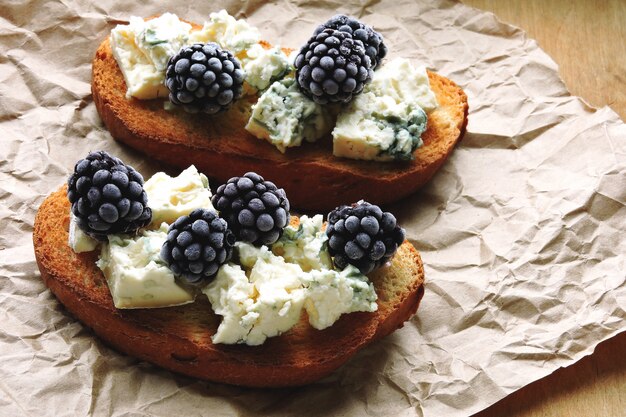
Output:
left=1, top=0, right=624, bottom=416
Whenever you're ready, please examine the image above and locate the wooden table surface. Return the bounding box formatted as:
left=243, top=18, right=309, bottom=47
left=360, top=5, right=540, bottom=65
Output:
left=461, top=1, right=626, bottom=416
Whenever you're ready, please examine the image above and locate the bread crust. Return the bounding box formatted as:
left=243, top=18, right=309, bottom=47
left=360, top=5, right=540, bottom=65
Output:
left=33, top=188, right=425, bottom=387
left=92, top=35, right=468, bottom=211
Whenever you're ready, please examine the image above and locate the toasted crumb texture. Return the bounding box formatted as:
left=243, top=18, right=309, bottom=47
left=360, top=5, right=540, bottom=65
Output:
left=92, top=33, right=468, bottom=211
left=33, top=188, right=425, bottom=387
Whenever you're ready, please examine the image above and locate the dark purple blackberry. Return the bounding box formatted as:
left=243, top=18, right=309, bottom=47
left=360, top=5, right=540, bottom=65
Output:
left=326, top=201, right=405, bottom=274
left=160, top=209, right=235, bottom=285
left=165, top=42, right=244, bottom=114
left=211, top=172, right=290, bottom=246
left=294, top=28, right=373, bottom=104
left=314, top=15, right=387, bottom=69
left=67, top=151, right=151, bottom=241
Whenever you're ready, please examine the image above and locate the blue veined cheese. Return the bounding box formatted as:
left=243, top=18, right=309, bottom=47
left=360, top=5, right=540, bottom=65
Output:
left=302, top=265, right=377, bottom=330
left=110, top=11, right=259, bottom=100
left=110, top=13, right=191, bottom=99
left=202, top=239, right=377, bottom=346
left=271, top=215, right=332, bottom=272
left=188, top=9, right=260, bottom=57
left=241, top=43, right=292, bottom=92
left=200, top=264, right=256, bottom=343
left=333, top=93, right=428, bottom=161
left=96, top=223, right=194, bottom=309
left=332, top=58, right=436, bottom=161
left=203, top=246, right=306, bottom=346
left=144, top=165, right=213, bottom=226
left=68, top=213, right=98, bottom=253
left=245, top=79, right=333, bottom=152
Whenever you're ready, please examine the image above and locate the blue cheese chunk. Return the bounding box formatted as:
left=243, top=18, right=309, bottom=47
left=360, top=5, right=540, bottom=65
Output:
left=203, top=246, right=305, bottom=346
left=271, top=215, right=332, bottom=272
left=203, top=235, right=377, bottom=345
left=367, top=58, right=438, bottom=113
left=333, top=92, right=427, bottom=161
left=188, top=9, right=260, bottom=57
left=245, top=79, right=332, bottom=153
left=110, top=11, right=267, bottom=101
left=144, top=165, right=213, bottom=226
left=96, top=224, right=194, bottom=309
left=68, top=213, right=98, bottom=253
left=200, top=264, right=256, bottom=344
left=302, top=265, right=377, bottom=330
left=242, top=43, right=292, bottom=92
left=110, top=13, right=191, bottom=99
left=332, top=58, right=436, bottom=161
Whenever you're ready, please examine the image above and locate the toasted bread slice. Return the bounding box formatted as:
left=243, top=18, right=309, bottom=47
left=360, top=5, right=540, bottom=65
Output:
left=92, top=32, right=468, bottom=212
left=33, top=187, right=425, bottom=387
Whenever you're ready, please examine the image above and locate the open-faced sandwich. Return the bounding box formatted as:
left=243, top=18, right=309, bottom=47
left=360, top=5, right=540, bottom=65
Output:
left=33, top=152, right=425, bottom=387
left=92, top=11, right=468, bottom=211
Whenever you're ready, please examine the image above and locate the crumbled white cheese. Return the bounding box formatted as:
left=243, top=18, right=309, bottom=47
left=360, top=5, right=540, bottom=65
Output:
left=202, top=217, right=378, bottom=346
left=302, top=265, right=377, bottom=329
left=188, top=9, right=260, bottom=57
left=203, top=247, right=306, bottom=346
left=271, top=215, right=332, bottom=272
left=200, top=264, right=256, bottom=344
left=96, top=223, right=194, bottom=309
left=367, top=58, right=438, bottom=113
left=144, top=165, right=213, bottom=226
left=241, top=43, right=292, bottom=91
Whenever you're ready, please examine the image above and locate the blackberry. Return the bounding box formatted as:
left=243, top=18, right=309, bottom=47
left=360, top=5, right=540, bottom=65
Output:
left=166, top=42, right=245, bottom=114
left=67, top=151, right=152, bottom=240
left=314, top=15, right=387, bottom=69
left=211, top=172, right=290, bottom=246
left=160, top=209, right=235, bottom=285
left=294, top=28, right=373, bottom=104
left=326, top=201, right=405, bottom=274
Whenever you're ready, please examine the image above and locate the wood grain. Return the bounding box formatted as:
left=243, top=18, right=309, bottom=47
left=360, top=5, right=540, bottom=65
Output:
left=462, top=1, right=626, bottom=416
left=464, top=0, right=626, bottom=120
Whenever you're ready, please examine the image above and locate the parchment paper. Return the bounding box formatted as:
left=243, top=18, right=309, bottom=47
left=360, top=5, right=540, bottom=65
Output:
left=1, top=1, right=624, bottom=416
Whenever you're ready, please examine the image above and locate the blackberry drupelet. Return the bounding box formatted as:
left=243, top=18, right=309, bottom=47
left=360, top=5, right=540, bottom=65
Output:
left=166, top=42, right=245, bottom=114
left=326, top=200, right=405, bottom=274
left=314, top=15, right=387, bottom=69
left=211, top=172, right=290, bottom=246
left=294, top=28, right=373, bottom=104
left=67, top=151, right=152, bottom=240
left=160, top=208, right=235, bottom=285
